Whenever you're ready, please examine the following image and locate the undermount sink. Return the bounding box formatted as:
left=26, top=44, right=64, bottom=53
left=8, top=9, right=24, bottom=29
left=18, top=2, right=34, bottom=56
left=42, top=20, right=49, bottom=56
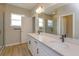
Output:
left=39, top=37, right=57, bottom=42
left=56, top=42, right=69, bottom=48
left=48, top=41, right=70, bottom=49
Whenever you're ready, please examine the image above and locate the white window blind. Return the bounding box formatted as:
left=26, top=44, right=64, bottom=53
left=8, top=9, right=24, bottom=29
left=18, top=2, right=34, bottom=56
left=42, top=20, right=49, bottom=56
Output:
left=11, top=13, right=22, bottom=26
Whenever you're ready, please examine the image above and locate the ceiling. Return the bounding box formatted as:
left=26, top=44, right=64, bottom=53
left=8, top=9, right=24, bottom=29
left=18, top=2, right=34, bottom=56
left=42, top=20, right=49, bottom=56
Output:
left=9, top=3, right=38, bottom=10
left=8, top=3, right=67, bottom=15
left=44, top=3, right=66, bottom=15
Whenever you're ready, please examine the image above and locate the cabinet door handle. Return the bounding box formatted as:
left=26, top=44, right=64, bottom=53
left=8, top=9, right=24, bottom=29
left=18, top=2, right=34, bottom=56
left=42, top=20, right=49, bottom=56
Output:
left=29, top=41, right=31, bottom=44
left=37, top=48, right=39, bottom=54
left=34, top=41, right=37, bottom=44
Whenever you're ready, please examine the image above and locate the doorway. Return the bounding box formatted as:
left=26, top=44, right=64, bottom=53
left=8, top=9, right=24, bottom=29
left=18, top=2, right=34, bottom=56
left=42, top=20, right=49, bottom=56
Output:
left=63, top=15, right=73, bottom=38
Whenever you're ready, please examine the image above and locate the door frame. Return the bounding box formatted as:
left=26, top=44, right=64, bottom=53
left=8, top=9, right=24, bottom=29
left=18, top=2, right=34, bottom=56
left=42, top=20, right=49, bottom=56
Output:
left=58, top=12, right=75, bottom=38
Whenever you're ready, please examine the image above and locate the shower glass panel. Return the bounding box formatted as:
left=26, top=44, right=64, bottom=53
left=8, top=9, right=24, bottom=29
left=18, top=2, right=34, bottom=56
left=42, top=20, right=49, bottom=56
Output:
left=0, top=12, right=4, bottom=50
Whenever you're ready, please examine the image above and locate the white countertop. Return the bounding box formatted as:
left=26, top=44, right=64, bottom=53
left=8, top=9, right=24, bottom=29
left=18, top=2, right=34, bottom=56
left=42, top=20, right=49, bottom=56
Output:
left=28, top=33, right=79, bottom=56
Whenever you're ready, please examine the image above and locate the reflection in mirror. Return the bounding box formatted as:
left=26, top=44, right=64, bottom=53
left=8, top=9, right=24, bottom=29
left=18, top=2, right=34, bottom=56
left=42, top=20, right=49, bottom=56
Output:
left=37, top=13, right=58, bottom=35
left=61, top=15, right=73, bottom=38
left=45, top=19, right=53, bottom=33
left=38, top=18, right=44, bottom=32
left=33, top=4, right=79, bottom=39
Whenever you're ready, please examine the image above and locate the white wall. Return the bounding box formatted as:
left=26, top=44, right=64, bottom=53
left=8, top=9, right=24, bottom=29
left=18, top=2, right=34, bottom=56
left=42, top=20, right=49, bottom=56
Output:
left=21, top=16, right=32, bottom=43
left=4, top=4, right=33, bottom=46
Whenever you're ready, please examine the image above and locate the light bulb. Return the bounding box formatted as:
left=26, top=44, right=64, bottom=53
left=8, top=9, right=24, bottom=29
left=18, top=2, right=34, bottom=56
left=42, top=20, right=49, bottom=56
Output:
left=36, top=6, right=44, bottom=14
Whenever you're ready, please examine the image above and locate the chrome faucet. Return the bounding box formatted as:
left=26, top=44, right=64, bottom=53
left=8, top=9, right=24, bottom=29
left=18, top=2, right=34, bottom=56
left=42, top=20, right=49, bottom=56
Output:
left=38, top=30, right=42, bottom=34
left=38, top=30, right=40, bottom=34
left=60, top=34, right=66, bottom=43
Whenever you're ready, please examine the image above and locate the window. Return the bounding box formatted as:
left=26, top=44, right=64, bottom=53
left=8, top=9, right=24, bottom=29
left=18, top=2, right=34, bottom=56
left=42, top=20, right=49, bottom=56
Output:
left=38, top=18, right=44, bottom=27
left=48, top=20, right=53, bottom=27
left=11, top=13, right=22, bottom=26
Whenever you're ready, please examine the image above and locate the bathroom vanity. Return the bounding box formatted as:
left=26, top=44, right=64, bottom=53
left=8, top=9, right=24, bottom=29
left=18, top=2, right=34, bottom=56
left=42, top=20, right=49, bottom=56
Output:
left=27, top=33, right=79, bottom=56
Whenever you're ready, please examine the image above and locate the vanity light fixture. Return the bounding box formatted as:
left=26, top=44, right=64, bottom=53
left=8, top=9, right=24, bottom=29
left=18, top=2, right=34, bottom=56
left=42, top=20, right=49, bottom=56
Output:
left=36, top=6, right=44, bottom=14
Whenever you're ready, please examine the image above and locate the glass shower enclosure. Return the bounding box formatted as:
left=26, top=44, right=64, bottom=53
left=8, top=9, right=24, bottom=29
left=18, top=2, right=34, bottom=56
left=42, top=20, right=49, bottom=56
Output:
left=0, top=11, right=4, bottom=50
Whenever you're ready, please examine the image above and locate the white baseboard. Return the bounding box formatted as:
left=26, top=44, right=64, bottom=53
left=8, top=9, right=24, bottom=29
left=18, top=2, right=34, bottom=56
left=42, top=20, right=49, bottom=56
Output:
left=21, top=41, right=27, bottom=44
left=6, top=42, right=21, bottom=47
left=5, top=42, right=26, bottom=47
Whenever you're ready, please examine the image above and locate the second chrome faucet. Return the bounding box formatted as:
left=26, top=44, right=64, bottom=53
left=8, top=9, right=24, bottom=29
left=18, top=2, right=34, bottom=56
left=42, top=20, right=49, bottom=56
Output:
left=60, top=34, right=66, bottom=43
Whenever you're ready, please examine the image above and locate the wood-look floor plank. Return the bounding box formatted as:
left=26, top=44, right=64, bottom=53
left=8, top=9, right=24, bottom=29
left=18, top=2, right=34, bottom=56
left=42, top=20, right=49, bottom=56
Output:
left=0, top=43, right=31, bottom=56
left=21, top=44, right=29, bottom=56
left=0, top=47, right=6, bottom=56
left=24, top=45, right=31, bottom=56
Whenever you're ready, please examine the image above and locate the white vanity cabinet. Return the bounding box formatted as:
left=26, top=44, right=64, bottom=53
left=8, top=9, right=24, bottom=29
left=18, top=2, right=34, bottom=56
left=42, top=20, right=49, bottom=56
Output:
left=28, top=35, right=61, bottom=56
left=36, top=44, right=49, bottom=56
left=28, top=36, right=48, bottom=56
left=37, top=42, right=61, bottom=56
left=27, top=36, right=33, bottom=54
left=27, top=36, right=38, bottom=56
